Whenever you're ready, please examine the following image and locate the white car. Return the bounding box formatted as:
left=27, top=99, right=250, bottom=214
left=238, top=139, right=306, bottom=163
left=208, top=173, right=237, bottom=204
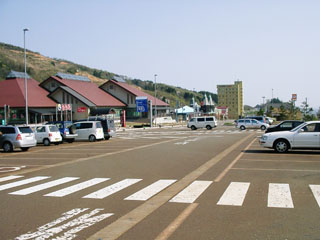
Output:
left=34, top=125, right=62, bottom=146
left=260, top=121, right=320, bottom=153
left=187, top=116, right=217, bottom=130
left=236, top=119, right=269, bottom=130
left=73, top=121, right=104, bottom=142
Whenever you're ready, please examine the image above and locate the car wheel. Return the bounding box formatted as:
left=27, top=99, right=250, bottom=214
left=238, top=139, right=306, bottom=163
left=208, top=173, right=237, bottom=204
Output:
left=89, top=135, right=96, bottom=142
left=21, top=147, right=29, bottom=151
left=43, top=138, right=50, bottom=146
left=274, top=139, right=289, bottom=153
left=206, top=125, right=212, bottom=130
left=240, top=126, right=246, bottom=130
left=3, top=142, right=13, bottom=152
left=261, top=125, right=266, bottom=130
left=105, top=136, right=110, bottom=140
left=191, top=126, right=196, bottom=130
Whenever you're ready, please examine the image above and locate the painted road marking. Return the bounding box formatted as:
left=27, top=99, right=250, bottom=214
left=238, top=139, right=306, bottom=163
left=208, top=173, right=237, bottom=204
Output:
left=125, top=179, right=177, bottom=201
left=309, top=185, right=320, bottom=207
left=15, top=208, right=113, bottom=240
left=9, top=177, right=79, bottom=195
left=268, top=183, right=294, bottom=208
left=217, top=182, right=250, bottom=206
left=45, top=178, right=110, bottom=197
left=83, top=179, right=142, bottom=199
left=0, top=176, right=50, bottom=192
left=0, top=175, right=23, bottom=183
left=169, top=180, right=212, bottom=203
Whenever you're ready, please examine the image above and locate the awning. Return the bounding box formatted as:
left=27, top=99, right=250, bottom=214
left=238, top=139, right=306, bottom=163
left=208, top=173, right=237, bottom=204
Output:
left=29, top=108, right=56, bottom=115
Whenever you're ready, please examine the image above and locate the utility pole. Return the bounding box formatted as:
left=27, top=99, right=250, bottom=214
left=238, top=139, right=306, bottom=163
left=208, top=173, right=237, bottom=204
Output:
left=154, top=74, right=157, bottom=126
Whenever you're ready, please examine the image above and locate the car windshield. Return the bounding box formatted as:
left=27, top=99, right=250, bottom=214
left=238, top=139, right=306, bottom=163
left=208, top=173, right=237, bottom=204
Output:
left=290, top=122, right=307, bottom=132
left=18, top=127, right=33, bottom=134
left=49, top=126, right=60, bottom=132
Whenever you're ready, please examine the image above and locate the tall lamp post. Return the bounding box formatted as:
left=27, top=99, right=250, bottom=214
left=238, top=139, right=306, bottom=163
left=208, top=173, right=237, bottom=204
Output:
left=154, top=74, right=157, bottom=126
left=23, top=28, right=29, bottom=125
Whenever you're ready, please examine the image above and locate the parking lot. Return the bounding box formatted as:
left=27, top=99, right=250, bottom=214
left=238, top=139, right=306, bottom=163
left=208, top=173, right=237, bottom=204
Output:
left=1, top=125, right=320, bottom=239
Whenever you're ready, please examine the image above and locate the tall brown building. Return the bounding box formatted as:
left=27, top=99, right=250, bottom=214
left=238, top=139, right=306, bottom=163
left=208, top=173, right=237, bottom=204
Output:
left=217, top=81, right=243, bottom=119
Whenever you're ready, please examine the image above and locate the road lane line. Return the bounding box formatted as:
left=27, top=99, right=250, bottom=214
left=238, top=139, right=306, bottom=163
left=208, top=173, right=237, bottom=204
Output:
left=9, top=177, right=79, bottom=195
left=45, top=178, right=110, bottom=197
left=232, top=167, right=320, bottom=172
left=87, top=133, right=255, bottom=240
left=83, top=179, right=142, bottom=199
left=214, top=138, right=256, bottom=182
left=0, top=176, right=50, bottom=191
left=268, top=183, right=294, bottom=208
left=309, top=185, right=320, bottom=207
left=0, top=175, right=23, bottom=183
left=217, top=182, right=250, bottom=206
left=169, top=180, right=212, bottom=203
left=125, top=180, right=177, bottom=201
left=154, top=203, right=198, bottom=240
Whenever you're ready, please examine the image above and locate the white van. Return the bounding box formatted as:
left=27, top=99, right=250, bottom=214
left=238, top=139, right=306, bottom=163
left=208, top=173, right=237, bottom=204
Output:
left=73, top=121, right=104, bottom=142
left=187, top=116, right=217, bottom=130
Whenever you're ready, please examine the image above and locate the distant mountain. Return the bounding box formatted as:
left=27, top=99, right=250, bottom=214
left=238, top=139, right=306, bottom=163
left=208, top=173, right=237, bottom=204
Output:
left=0, top=42, right=217, bottom=108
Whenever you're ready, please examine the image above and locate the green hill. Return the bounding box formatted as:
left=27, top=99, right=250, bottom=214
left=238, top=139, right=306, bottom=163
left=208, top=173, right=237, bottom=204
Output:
left=0, top=42, right=217, bottom=108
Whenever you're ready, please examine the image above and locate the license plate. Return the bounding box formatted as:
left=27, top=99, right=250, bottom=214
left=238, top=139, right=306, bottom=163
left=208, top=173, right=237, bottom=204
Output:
left=55, top=138, right=59, bottom=141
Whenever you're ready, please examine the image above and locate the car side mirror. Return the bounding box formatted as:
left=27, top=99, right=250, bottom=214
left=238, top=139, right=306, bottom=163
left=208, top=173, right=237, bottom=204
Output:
left=298, top=129, right=305, bottom=133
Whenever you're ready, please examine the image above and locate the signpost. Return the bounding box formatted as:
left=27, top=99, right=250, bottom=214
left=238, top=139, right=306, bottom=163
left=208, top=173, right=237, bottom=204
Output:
left=136, top=97, right=148, bottom=113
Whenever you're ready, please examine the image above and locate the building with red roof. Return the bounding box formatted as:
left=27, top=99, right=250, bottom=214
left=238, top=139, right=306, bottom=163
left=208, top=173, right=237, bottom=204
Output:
left=0, top=71, right=57, bottom=124
left=40, top=73, right=126, bottom=120
left=100, top=76, right=169, bottom=120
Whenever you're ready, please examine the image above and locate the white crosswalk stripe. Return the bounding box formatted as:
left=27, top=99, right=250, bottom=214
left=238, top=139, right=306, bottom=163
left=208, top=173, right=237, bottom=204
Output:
left=125, top=179, right=176, bottom=201
left=0, top=176, right=51, bottom=191
left=217, top=182, right=250, bottom=206
left=9, top=177, right=79, bottom=195
left=0, top=175, right=24, bottom=183
left=309, top=185, right=320, bottom=207
left=82, top=178, right=142, bottom=199
left=45, top=178, right=110, bottom=197
left=268, top=183, right=294, bottom=208
left=169, top=180, right=213, bottom=203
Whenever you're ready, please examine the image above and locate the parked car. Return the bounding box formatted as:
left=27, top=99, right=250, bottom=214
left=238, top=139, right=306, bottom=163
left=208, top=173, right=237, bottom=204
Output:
left=260, top=121, right=320, bottom=153
left=0, top=125, right=36, bottom=152
left=34, top=125, right=62, bottom=146
left=236, top=119, right=269, bottom=130
left=48, top=121, right=77, bottom=143
left=265, top=117, right=274, bottom=125
left=72, top=121, right=104, bottom=142
left=85, top=116, right=116, bottom=140
left=265, top=120, right=304, bottom=133
left=245, top=116, right=267, bottom=123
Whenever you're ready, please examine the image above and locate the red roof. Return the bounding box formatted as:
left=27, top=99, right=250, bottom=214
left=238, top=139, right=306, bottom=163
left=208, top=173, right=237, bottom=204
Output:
left=102, top=80, right=169, bottom=107
left=44, top=76, right=126, bottom=107
left=0, top=78, right=56, bottom=107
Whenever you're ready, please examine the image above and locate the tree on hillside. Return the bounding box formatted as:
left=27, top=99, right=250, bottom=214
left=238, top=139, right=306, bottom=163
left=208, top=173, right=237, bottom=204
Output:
left=300, top=99, right=315, bottom=121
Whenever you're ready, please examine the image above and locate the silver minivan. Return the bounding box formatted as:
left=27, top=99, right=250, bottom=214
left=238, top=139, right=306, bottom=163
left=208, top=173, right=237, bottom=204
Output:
left=0, top=125, right=37, bottom=152
left=187, top=116, right=217, bottom=130
left=73, top=121, right=104, bottom=142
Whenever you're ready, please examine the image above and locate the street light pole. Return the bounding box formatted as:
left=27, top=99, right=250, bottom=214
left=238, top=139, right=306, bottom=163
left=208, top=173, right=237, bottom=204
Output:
left=154, top=74, right=157, bottom=126
left=23, top=28, right=29, bottom=125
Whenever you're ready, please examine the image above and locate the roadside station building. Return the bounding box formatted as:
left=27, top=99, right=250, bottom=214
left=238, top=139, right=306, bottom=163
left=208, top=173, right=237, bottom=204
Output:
left=100, top=76, right=169, bottom=120
left=40, top=73, right=126, bottom=120
left=0, top=71, right=56, bottom=124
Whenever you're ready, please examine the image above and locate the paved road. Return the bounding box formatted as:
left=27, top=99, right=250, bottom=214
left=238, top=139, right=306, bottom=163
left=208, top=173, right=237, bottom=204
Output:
left=0, top=126, right=319, bottom=240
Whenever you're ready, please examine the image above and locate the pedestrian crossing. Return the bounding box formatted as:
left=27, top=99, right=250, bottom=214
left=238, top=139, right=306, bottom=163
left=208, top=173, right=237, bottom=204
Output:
left=0, top=175, right=318, bottom=209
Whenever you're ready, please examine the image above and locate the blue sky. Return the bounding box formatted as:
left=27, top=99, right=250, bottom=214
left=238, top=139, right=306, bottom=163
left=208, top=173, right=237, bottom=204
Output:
left=0, top=0, right=319, bottom=109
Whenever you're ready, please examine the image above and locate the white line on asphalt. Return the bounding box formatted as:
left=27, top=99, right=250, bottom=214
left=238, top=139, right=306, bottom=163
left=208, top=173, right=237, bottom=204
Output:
left=217, top=182, right=250, bottom=206
left=83, top=179, right=142, bottom=199
left=125, top=179, right=177, bottom=201
left=268, top=183, right=294, bottom=208
left=0, top=176, right=51, bottom=191
left=45, top=178, right=110, bottom=197
left=309, top=185, right=320, bottom=207
left=169, top=180, right=212, bottom=203
left=9, top=177, right=79, bottom=195
left=0, top=175, right=23, bottom=183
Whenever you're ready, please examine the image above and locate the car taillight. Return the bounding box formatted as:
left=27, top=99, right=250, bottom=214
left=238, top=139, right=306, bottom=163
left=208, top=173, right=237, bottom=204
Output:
left=49, top=133, right=52, bottom=137
left=108, top=129, right=110, bottom=132
left=16, top=134, right=22, bottom=141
